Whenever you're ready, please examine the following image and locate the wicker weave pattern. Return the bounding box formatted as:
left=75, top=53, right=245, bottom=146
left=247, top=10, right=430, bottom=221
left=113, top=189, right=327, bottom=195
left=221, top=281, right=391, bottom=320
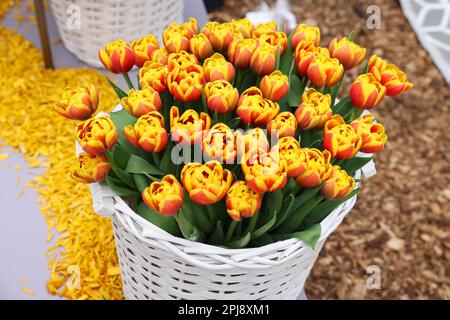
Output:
left=49, top=0, right=184, bottom=67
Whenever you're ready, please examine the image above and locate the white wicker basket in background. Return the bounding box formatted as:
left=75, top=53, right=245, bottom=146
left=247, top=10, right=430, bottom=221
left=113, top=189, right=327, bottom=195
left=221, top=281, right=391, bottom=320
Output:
left=48, top=0, right=184, bottom=67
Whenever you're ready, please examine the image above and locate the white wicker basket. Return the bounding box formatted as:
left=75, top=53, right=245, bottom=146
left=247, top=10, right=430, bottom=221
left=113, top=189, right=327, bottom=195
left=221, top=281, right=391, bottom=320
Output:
left=49, top=0, right=184, bottom=67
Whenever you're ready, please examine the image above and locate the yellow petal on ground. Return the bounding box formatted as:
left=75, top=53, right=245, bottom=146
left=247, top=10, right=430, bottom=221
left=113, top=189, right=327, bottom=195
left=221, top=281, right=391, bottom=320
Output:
left=0, top=153, right=9, bottom=160
left=21, top=287, right=34, bottom=296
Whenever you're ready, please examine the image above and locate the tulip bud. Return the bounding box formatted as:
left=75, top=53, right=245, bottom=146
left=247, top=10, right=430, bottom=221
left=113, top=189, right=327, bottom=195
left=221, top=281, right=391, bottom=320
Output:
left=142, top=175, right=184, bottom=216
left=204, top=80, right=239, bottom=114
left=151, top=48, right=169, bottom=65
left=275, top=137, right=303, bottom=177
left=323, top=115, right=362, bottom=160
left=252, top=21, right=278, bottom=38
left=131, top=34, right=159, bottom=68
left=167, top=50, right=198, bottom=71
left=54, top=85, right=99, bottom=120
left=167, top=64, right=204, bottom=102
left=138, top=61, right=168, bottom=93
left=228, top=38, right=258, bottom=69
left=368, top=55, right=387, bottom=74
left=241, top=150, right=288, bottom=194
left=368, top=55, right=413, bottom=96
left=207, top=22, right=236, bottom=51
left=295, top=46, right=329, bottom=77
left=295, top=88, right=332, bottom=130
left=307, top=55, right=344, bottom=88
left=291, top=24, right=321, bottom=50
left=350, top=114, right=388, bottom=153
left=123, top=111, right=168, bottom=152
left=235, top=127, right=270, bottom=159
left=250, top=45, right=276, bottom=76
left=231, top=18, right=255, bottom=38
left=183, top=18, right=199, bottom=37
left=200, top=21, right=218, bottom=38
left=256, top=31, right=288, bottom=55
left=237, top=87, right=280, bottom=126
left=170, top=107, right=212, bottom=145
left=295, top=148, right=332, bottom=187
left=98, top=39, right=135, bottom=74
left=163, top=26, right=190, bottom=53
left=72, top=153, right=111, bottom=184
left=203, top=53, right=235, bottom=83
left=267, top=112, right=298, bottom=138
left=181, top=161, right=233, bottom=205
left=189, top=33, right=213, bottom=61
left=260, top=70, right=289, bottom=101
left=349, top=73, right=386, bottom=109
left=121, top=87, right=162, bottom=118
left=321, top=165, right=355, bottom=200
left=202, top=123, right=237, bottom=164
left=76, top=116, right=118, bottom=155
left=328, top=37, right=366, bottom=69
left=226, top=181, right=262, bottom=221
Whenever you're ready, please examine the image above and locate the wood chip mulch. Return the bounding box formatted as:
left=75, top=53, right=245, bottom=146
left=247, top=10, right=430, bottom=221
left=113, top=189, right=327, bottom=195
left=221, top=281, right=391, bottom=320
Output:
left=209, top=0, right=450, bottom=299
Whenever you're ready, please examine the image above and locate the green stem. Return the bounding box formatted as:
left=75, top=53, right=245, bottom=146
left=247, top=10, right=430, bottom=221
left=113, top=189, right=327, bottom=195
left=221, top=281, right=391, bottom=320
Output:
left=152, top=152, right=160, bottom=167
left=224, top=220, right=238, bottom=244
left=206, top=205, right=216, bottom=226
left=244, top=213, right=258, bottom=235
left=122, top=73, right=134, bottom=90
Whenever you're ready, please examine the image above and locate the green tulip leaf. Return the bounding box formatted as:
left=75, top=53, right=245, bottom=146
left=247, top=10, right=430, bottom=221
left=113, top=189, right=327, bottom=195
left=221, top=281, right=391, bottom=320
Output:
left=228, top=232, right=252, bottom=249
left=125, top=154, right=164, bottom=176
left=137, top=202, right=181, bottom=236
left=273, top=223, right=322, bottom=249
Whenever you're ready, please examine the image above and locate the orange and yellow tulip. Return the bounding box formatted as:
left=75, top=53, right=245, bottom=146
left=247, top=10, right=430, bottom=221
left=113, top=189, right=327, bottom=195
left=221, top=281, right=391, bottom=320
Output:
left=167, top=50, right=198, bottom=71
left=295, top=88, right=332, bottom=130
left=72, top=153, right=111, bottom=184
left=76, top=116, right=118, bottom=155
left=183, top=18, right=199, bottom=37
left=138, top=61, right=168, bottom=93
left=228, top=38, right=258, bottom=69
left=252, top=21, right=278, bottom=38
left=123, top=111, right=168, bottom=152
left=235, top=127, right=270, bottom=159
left=368, top=55, right=413, bottom=96
left=163, top=26, right=190, bottom=53
left=295, top=45, right=329, bottom=77
left=323, top=115, right=362, bottom=160
left=241, top=151, right=288, bottom=194
left=275, top=137, right=304, bottom=177
left=142, top=175, right=184, bottom=216
left=202, top=123, right=237, bottom=164
left=167, top=64, right=204, bottom=102
left=250, top=45, right=276, bottom=76
left=307, top=55, right=344, bottom=88
left=203, top=53, right=235, bottom=83
left=328, top=37, right=366, bottom=69
left=256, top=31, right=288, bottom=55
left=349, top=73, right=386, bottom=109
left=170, top=107, right=212, bottom=145
left=54, top=85, right=99, bottom=120
left=295, top=148, right=332, bottom=187
left=237, top=87, right=280, bottom=126
left=231, top=18, right=255, bottom=38
left=226, top=181, right=262, bottom=221
left=204, top=80, right=239, bottom=114
left=189, top=33, right=213, bottom=61
left=208, top=22, right=237, bottom=52
left=121, top=87, right=162, bottom=118
left=321, top=165, right=355, bottom=200
left=131, top=34, right=159, bottom=67
left=181, top=161, right=233, bottom=205
left=151, top=48, right=169, bottom=65
left=267, top=112, right=298, bottom=138
left=351, top=114, right=388, bottom=153
left=98, top=39, right=135, bottom=74
left=291, top=24, right=321, bottom=50
left=260, top=70, right=289, bottom=101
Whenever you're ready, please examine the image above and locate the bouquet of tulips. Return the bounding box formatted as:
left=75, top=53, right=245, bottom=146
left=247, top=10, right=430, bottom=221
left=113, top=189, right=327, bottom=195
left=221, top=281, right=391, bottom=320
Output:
left=55, top=18, right=412, bottom=249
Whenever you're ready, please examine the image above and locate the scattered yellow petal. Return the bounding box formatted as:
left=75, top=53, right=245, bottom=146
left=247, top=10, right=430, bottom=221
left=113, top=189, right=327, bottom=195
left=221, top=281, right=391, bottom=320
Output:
left=19, top=278, right=27, bottom=283
left=46, top=233, right=54, bottom=243
left=21, top=287, right=34, bottom=296
left=107, top=266, right=121, bottom=276
left=0, top=153, right=9, bottom=160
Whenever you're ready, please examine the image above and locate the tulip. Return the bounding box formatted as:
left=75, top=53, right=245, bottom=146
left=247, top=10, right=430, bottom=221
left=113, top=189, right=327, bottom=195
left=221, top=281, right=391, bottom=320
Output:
left=131, top=34, right=159, bottom=68
left=142, top=175, right=184, bottom=216
left=291, top=24, right=321, bottom=50
left=295, top=148, right=332, bottom=187
left=328, top=37, right=366, bottom=69
left=98, top=39, right=135, bottom=74
left=123, top=111, right=168, bottom=152
left=307, top=54, right=344, bottom=88
left=321, top=165, right=355, bottom=200
left=323, top=115, right=362, bottom=160
left=368, top=55, right=387, bottom=73
left=54, top=85, right=99, bottom=120
left=368, top=55, right=413, bottom=96
left=181, top=161, right=233, bottom=205
left=227, top=38, right=258, bottom=69
left=163, top=26, right=190, bottom=53
left=226, top=181, right=262, bottom=221
left=231, top=18, right=255, bottom=38
left=72, top=153, right=111, bottom=184
left=204, top=80, right=239, bottom=114
left=350, top=114, right=388, bottom=153
left=241, top=150, right=287, bottom=194
left=151, top=48, right=169, bottom=65
left=256, top=31, right=288, bottom=55
left=267, top=112, right=298, bottom=138
left=275, top=137, right=303, bottom=177
left=295, top=46, right=329, bottom=77
left=167, top=51, right=198, bottom=72
left=260, top=70, right=289, bottom=101
left=170, top=107, right=212, bottom=145
left=203, top=53, right=235, bottom=83
left=200, top=21, right=219, bottom=38
left=121, top=87, right=162, bottom=118
left=252, top=21, right=278, bottom=38
left=138, top=61, right=168, bottom=93
left=183, top=18, right=199, bottom=37
left=237, top=87, right=280, bottom=126
left=295, top=88, right=332, bottom=130
left=189, top=33, right=213, bottom=61
left=207, top=22, right=236, bottom=51
left=235, top=127, right=270, bottom=159
left=250, top=45, right=276, bottom=76
left=202, top=123, right=237, bottom=164
left=167, top=64, right=204, bottom=102
left=76, top=116, right=118, bottom=155
left=349, top=73, right=386, bottom=109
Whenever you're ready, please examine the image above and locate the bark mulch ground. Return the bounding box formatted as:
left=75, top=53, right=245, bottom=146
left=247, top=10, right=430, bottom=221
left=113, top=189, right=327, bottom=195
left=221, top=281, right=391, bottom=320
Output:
left=210, top=0, right=450, bottom=299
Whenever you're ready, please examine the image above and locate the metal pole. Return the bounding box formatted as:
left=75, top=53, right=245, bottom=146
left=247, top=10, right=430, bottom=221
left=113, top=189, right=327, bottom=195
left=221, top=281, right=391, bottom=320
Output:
left=34, top=0, right=54, bottom=69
